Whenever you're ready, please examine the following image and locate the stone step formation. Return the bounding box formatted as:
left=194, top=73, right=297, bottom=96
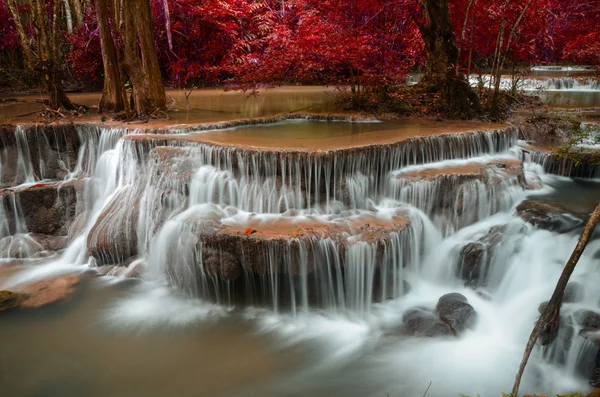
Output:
left=0, top=118, right=599, bottom=389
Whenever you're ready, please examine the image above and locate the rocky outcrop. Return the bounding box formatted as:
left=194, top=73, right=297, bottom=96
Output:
left=87, top=186, right=140, bottom=265
left=458, top=223, right=526, bottom=286
left=0, top=123, right=83, bottom=188
left=389, top=157, right=526, bottom=230
left=515, top=200, right=586, bottom=233
left=0, top=179, right=85, bottom=236
left=402, top=293, right=477, bottom=337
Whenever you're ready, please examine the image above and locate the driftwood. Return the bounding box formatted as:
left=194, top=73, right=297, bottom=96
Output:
left=512, top=202, right=600, bottom=396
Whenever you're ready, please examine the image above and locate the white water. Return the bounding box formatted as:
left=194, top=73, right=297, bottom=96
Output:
left=1, top=121, right=598, bottom=396
left=470, top=75, right=600, bottom=92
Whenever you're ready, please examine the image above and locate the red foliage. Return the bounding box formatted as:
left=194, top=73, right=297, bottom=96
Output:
left=3, top=0, right=599, bottom=90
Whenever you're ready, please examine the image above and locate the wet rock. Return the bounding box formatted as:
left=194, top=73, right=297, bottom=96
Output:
left=31, top=250, right=56, bottom=259
left=1, top=274, right=81, bottom=311
left=402, top=308, right=452, bottom=337
left=0, top=234, right=44, bottom=258
left=87, top=186, right=140, bottom=265
left=436, top=293, right=477, bottom=335
left=580, top=328, right=600, bottom=346
left=68, top=210, right=90, bottom=240
left=125, top=261, right=146, bottom=279
left=564, top=281, right=583, bottom=303
left=458, top=224, right=524, bottom=285
left=0, top=123, right=82, bottom=188
left=592, top=352, right=600, bottom=388
left=202, top=247, right=242, bottom=280
left=575, top=310, right=600, bottom=329
left=0, top=233, right=69, bottom=259
left=0, top=179, right=85, bottom=236
left=0, top=290, right=24, bottom=312
left=515, top=200, right=586, bottom=233
left=18, top=274, right=81, bottom=309
left=29, top=234, right=68, bottom=251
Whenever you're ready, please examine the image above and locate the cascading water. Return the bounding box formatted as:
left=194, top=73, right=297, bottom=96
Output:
left=1, top=118, right=598, bottom=397
left=470, top=76, right=600, bottom=92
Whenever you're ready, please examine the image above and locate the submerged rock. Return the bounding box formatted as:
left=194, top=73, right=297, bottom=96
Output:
left=0, top=274, right=81, bottom=313
left=515, top=200, right=586, bottom=233
left=0, top=290, right=24, bottom=312
left=0, top=233, right=69, bottom=259
left=436, top=293, right=477, bottom=335
left=17, top=274, right=81, bottom=309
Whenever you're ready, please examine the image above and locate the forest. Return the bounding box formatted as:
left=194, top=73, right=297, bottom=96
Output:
left=1, top=0, right=599, bottom=118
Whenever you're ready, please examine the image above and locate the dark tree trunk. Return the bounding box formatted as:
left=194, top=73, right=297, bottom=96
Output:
left=95, top=0, right=126, bottom=112
left=120, top=0, right=166, bottom=116
left=417, top=0, right=481, bottom=119
left=35, top=0, right=75, bottom=110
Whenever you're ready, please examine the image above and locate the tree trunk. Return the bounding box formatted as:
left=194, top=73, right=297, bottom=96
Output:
left=95, top=0, right=126, bottom=112
left=511, top=203, right=600, bottom=397
left=119, top=0, right=166, bottom=115
left=5, top=0, right=34, bottom=67
left=490, top=0, right=534, bottom=120
left=71, top=0, right=85, bottom=26
left=417, top=0, right=481, bottom=119
left=32, top=0, right=75, bottom=110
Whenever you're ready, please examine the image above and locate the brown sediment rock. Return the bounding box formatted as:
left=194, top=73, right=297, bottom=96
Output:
left=196, top=213, right=413, bottom=277
left=0, top=273, right=81, bottom=312
left=17, top=274, right=81, bottom=309
left=87, top=185, right=140, bottom=265
left=124, top=126, right=517, bottom=178
left=0, top=179, right=85, bottom=236
left=515, top=200, right=587, bottom=233
left=392, top=158, right=526, bottom=228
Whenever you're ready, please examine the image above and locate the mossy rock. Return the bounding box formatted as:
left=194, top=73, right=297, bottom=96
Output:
left=0, top=290, right=22, bottom=312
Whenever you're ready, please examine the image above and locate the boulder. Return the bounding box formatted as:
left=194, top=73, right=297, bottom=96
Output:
left=402, top=308, right=452, bottom=337
left=575, top=310, right=600, bottom=329
left=458, top=224, right=526, bottom=286
left=436, top=293, right=477, bottom=335
left=87, top=186, right=140, bottom=265
left=515, top=200, right=586, bottom=233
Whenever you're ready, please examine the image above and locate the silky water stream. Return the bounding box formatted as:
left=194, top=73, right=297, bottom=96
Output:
left=0, top=117, right=598, bottom=397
